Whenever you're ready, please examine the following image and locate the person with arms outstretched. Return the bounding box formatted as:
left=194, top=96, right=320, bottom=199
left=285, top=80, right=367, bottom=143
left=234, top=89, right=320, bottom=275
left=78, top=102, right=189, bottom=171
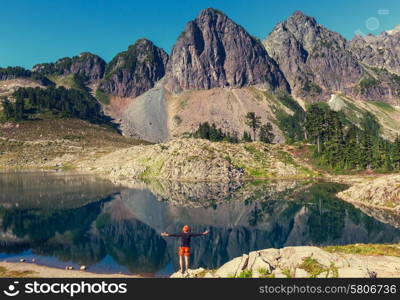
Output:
left=161, top=225, right=209, bottom=274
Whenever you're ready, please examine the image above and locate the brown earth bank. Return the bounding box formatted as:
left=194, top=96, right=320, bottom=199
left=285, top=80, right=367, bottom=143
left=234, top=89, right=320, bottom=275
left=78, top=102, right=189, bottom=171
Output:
left=0, top=262, right=143, bottom=278
left=0, top=118, right=147, bottom=170
left=171, top=244, right=400, bottom=278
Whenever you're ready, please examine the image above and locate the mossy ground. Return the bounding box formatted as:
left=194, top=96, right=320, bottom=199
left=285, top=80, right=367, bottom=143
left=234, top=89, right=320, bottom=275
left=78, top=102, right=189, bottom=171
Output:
left=232, top=143, right=316, bottom=179
left=323, top=243, right=400, bottom=257
left=299, top=257, right=338, bottom=278
left=139, top=159, right=165, bottom=178
left=95, top=89, right=111, bottom=105
left=47, top=74, right=83, bottom=91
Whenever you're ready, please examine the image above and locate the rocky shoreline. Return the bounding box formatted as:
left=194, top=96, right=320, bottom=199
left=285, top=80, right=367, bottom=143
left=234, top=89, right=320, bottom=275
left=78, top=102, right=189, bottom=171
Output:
left=3, top=244, right=400, bottom=278
left=76, top=138, right=317, bottom=184
left=170, top=245, right=400, bottom=278
left=337, top=175, right=400, bottom=212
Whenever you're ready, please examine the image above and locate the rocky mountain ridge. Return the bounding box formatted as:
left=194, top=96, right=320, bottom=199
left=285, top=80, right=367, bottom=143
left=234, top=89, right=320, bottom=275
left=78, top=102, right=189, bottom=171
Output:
left=2, top=8, right=400, bottom=143
left=33, top=52, right=106, bottom=84
left=264, top=11, right=400, bottom=104
left=165, top=8, right=289, bottom=93
left=5, top=8, right=399, bottom=104
left=349, top=30, right=400, bottom=76
left=99, top=39, right=169, bottom=98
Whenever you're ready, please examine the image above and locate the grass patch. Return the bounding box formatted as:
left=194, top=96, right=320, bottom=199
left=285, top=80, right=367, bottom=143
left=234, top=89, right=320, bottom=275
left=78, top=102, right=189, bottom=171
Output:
left=299, top=257, right=326, bottom=278
left=282, top=268, right=293, bottom=278
left=59, top=163, right=75, bottom=171
left=238, top=144, right=316, bottom=179
left=306, top=102, right=329, bottom=111
left=369, top=101, right=395, bottom=113
left=95, top=89, right=111, bottom=105
left=48, top=74, right=85, bottom=90
left=323, top=243, right=400, bottom=257
left=139, top=159, right=165, bottom=178
left=242, top=145, right=271, bottom=178
left=257, top=267, right=271, bottom=278
left=237, top=270, right=253, bottom=278
left=0, top=266, right=36, bottom=278
left=277, top=149, right=316, bottom=177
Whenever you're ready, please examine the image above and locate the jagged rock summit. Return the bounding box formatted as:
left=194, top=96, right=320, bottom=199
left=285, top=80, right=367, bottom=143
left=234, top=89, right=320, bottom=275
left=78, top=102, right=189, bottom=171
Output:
left=264, top=11, right=400, bottom=104
left=33, top=52, right=106, bottom=83
left=264, top=11, right=362, bottom=100
left=349, top=28, right=400, bottom=75
left=166, top=8, right=289, bottom=92
left=99, top=38, right=169, bottom=98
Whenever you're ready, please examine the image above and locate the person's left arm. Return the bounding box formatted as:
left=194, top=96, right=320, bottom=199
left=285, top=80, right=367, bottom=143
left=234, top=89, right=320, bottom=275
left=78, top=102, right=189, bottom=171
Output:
left=190, top=230, right=209, bottom=237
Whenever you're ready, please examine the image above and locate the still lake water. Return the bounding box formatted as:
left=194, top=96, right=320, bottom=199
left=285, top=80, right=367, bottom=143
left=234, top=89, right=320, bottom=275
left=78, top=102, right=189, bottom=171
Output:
left=1, top=172, right=400, bottom=276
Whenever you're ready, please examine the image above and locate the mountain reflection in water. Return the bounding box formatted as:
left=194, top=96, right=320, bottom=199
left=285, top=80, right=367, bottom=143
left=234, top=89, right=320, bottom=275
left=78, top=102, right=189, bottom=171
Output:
left=0, top=172, right=399, bottom=275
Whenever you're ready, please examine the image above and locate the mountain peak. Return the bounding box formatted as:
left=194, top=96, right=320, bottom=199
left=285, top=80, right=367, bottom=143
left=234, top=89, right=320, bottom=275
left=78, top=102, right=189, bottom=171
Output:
left=197, top=7, right=226, bottom=18
left=166, top=9, right=289, bottom=91
left=264, top=10, right=364, bottom=102
left=133, top=38, right=153, bottom=45
left=348, top=24, right=400, bottom=76
left=99, top=38, right=168, bottom=98
left=32, top=52, right=106, bottom=82
left=126, top=38, right=156, bottom=51
left=285, top=10, right=318, bottom=29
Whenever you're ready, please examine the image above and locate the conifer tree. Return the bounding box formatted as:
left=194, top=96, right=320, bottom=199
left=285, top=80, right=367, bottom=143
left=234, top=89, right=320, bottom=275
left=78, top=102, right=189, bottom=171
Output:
left=305, top=105, right=325, bottom=153
left=259, top=123, right=275, bottom=144
left=14, top=97, right=24, bottom=120
left=242, top=131, right=252, bottom=142
left=1, top=98, right=14, bottom=119
left=245, top=112, right=261, bottom=141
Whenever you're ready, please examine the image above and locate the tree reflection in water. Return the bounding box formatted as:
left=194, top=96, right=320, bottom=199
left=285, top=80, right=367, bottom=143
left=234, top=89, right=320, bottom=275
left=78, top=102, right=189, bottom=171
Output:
left=1, top=173, right=400, bottom=275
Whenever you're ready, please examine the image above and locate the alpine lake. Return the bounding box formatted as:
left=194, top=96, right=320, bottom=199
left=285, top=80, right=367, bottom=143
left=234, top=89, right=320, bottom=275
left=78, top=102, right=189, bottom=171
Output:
left=0, top=171, right=399, bottom=276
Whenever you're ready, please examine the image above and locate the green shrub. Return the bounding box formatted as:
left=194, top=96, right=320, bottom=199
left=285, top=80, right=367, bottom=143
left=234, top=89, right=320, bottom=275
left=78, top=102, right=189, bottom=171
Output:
left=359, top=76, right=379, bottom=93
left=237, top=270, right=253, bottom=278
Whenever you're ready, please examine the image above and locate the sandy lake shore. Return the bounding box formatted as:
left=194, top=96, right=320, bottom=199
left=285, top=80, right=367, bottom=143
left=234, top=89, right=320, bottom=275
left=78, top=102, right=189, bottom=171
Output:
left=0, top=262, right=145, bottom=278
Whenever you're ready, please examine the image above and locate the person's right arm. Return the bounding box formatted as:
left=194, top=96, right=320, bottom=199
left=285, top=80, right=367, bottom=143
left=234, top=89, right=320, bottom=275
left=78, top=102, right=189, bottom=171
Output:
left=161, top=232, right=181, bottom=237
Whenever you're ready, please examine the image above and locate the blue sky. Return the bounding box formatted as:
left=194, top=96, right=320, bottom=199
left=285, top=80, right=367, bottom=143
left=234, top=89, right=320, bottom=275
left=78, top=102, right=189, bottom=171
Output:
left=1, top=0, right=400, bottom=69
